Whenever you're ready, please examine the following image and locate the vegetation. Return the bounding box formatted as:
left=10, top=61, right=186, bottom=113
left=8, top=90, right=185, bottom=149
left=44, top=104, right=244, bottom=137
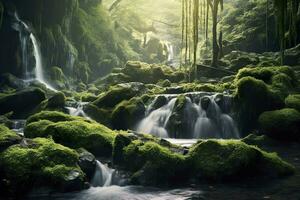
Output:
left=0, top=0, right=300, bottom=198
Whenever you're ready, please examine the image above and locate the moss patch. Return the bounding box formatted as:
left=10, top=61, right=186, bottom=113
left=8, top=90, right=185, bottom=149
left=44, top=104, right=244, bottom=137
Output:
left=187, top=140, right=294, bottom=180
left=285, top=94, right=300, bottom=112
left=258, top=108, right=300, bottom=141
left=0, top=138, right=85, bottom=194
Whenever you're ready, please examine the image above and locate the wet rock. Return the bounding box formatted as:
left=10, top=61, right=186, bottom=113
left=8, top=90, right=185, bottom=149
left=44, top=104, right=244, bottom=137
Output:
left=77, top=148, right=96, bottom=180
left=0, top=87, right=46, bottom=118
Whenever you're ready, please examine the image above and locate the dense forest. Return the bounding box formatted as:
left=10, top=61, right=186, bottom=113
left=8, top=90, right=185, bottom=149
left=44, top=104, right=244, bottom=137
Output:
left=0, top=0, right=300, bottom=199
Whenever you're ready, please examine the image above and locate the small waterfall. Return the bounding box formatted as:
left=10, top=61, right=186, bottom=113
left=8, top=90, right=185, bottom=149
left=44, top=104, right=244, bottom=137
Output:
left=12, top=12, right=32, bottom=79
left=12, top=12, right=56, bottom=91
left=66, top=102, right=91, bottom=120
left=11, top=119, right=26, bottom=136
left=91, top=160, right=115, bottom=187
left=136, top=92, right=239, bottom=139
left=137, top=98, right=176, bottom=138
left=166, top=42, right=174, bottom=62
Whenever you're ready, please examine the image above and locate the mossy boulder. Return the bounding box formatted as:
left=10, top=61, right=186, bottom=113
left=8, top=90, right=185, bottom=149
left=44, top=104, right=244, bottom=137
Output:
left=285, top=94, right=300, bottom=112
left=122, top=140, right=187, bottom=186
left=187, top=140, right=295, bottom=180
left=26, top=111, right=80, bottom=125
left=0, top=125, right=22, bottom=152
left=25, top=112, right=117, bottom=157
left=258, top=108, right=300, bottom=141
left=0, top=88, right=46, bottom=118
left=111, top=97, right=146, bottom=130
left=0, top=138, right=86, bottom=195
left=235, top=76, right=284, bottom=134
left=47, top=92, right=66, bottom=108
left=92, top=83, right=146, bottom=109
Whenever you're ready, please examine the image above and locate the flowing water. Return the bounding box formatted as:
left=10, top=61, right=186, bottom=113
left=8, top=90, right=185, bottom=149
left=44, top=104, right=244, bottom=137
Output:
left=65, top=102, right=91, bottom=120
left=12, top=12, right=56, bottom=91
left=137, top=92, right=239, bottom=139
left=91, top=161, right=115, bottom=187
left=11, top=119, right=26, bottom=136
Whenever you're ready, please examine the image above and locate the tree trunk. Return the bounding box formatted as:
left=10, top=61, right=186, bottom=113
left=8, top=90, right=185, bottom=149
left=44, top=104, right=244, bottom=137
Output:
left=211, top=1, right=219, bottom=67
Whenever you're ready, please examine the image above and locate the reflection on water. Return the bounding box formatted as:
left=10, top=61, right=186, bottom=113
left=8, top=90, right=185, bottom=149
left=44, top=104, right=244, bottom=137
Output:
left=27, top=186, right=202, bottom=200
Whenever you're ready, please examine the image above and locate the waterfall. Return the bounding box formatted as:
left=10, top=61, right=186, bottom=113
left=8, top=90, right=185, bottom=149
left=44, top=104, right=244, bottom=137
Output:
left=91, top=161, right=115, bottom=187
left=136, top=92, right=240, bottom=139
left=12, top=12, right=56, bottom=91
left=11, top=119, right=26, bottom=136
left=66, top=102, right=91, bottom=120
left=137, top=98, right=176, bottom=138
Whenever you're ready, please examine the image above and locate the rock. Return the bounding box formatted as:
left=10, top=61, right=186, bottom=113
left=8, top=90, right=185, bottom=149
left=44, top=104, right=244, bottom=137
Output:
left=113, top=133, right=133, bottom=165
left=25, top=111, right=117, bottom=157
left=200, top=96, right=211, bottom=110
left=111, top=97, right=145, bottom=130
left=187, top=140, right=295, bottom=180
left=47, top=92, right=66, bottom=108
left=285, top=94, right=300, bottom=112
left=77, top=148, right=96, bottom=180
left=150, top=96, right=168, bottom=111
left=258, top=108, right=300, bottom=141
left=0, top=73, right=26, bottom=90
left=92, top=82, right=147, bottom=109
left=0, top=138, right=86, bottom=194
left=0, top=88, right=46, bottom=118
left=0, top=125, right=22, bottom=152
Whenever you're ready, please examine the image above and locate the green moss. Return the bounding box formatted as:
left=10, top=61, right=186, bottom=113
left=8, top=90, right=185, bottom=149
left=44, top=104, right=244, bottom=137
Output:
left=187, top=140, right=294, bottom=180
left=26, top=111, right=81, bottom=125
left=111, top=97, right=145, bottom=130
left=47, top=92, right=66, bottom=108
left=0, top=88, right=46, bottom=118
left=83, top=104, right=111, bottom=126
left=258, top=108, right=300, bottom=141
left=235, top=66, right=296, bottom=85
left=285, top=94, right=300, bottom=112
left=123, top=141, right=186, bottom=185
left=0, top=125, right=22, bottom=151
left=25, top=117, right=117, bottom=157
left=24, top=120, right=54, bottom=138
left=235, top=76, right=284, bottom=134
left=0, top=137, right=85, bottom=192
left=93, top=84, right=144, bottom=109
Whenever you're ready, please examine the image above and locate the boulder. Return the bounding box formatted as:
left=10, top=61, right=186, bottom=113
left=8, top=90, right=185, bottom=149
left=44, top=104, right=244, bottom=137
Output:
left=0, top=88, right=46, bottom=118
left=0, top=125, right=22, bottom=152
left=258, top=108, right=300, bottom=141
left=77, top=148, right=96, bottom=180
left=0, top=138, right=86, bottom=195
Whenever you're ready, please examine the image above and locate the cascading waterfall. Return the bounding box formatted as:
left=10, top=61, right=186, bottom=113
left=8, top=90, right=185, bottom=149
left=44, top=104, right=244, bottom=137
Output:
left=65, top=102, right=91, bottom=120
left=136, top=92, right=240, bottom=139
left=12, top=12, right=56, bottom=91
left=137, top=98, right=176, bottom=138
left=91, top=161, right=115, bottom=187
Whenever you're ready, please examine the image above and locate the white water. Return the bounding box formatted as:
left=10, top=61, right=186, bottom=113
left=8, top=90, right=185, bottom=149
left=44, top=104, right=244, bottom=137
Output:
left=12, top=12, right=56, bottom=91
left=91, top=161, right=115, bottom=187
left=66, top=102, right=91, bottom=120
left=137, top=98, right=176, bottom=138
left=11, top=119, right=26, bottom=136
left=137, top=93, right=239, bottom=139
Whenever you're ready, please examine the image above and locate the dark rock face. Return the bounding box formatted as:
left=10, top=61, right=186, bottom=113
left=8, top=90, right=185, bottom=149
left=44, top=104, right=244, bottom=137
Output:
left=0, top=88, right=46, bottom=118
left=77, top=148, right=96, bottom=180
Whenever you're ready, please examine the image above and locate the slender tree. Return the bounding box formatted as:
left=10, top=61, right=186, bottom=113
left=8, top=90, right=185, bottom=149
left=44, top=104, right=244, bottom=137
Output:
left=207, top=0, right=222, bottom=67
left=181, top=0, right=185, bottom=69
left=193, top=0, right=200, bottom=78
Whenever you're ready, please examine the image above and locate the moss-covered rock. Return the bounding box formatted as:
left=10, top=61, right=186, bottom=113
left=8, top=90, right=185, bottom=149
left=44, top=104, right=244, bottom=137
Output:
left=111, top=97, right=145, bottom=130
left=0, top=138, right=85, bottom=195
left=0, top=88, right=46, bottom=118
left=25, top=112, right=117, bottom=157
left=258, top=108, right=300, bottom=141
left=235, top=76, right=284, bottom=134
left=93, top=83, right=146, bottom=109
left=50, top=67, right=67, bottom=90
left=285, top=94, right=300, bottom=112
left=123, top=140, right=187, bottom=186
left=47, top=92, right=66, bottom=109
left=26, top=111, right=80, bottom=125
left=0, top=125, right=22, bottom=152
left=187, top=140, right=294, bottom=180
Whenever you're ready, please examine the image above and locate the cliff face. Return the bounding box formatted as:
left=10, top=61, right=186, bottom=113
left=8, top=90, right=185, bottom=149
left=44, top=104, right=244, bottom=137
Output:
left=0, top=0, right=129, bottom=83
